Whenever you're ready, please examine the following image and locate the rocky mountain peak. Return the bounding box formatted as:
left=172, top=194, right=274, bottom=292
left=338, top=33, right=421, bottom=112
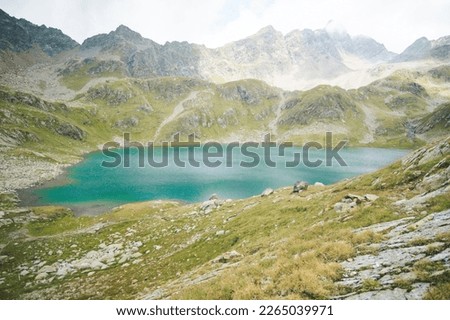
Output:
left=0, top=8, right=78, bottom=56
left=113, top=24, right=143, bottom=41
left=255, top=25, right=277, bottom=35
left=245, top=25, right=283, bottom=44
left=81, top=24, right=152, bottom=51
left=393, top=37, right=432, bottom=62
left=324, top=20, right=348, bottom=37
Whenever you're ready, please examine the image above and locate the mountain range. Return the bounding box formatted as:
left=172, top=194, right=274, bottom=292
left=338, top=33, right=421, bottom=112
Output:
left=1, top=8, right=449, bottom=92
left=0, top=7, right=448, bottom=152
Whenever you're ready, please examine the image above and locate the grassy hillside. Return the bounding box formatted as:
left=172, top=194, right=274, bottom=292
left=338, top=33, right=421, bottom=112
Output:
left=2, top=65, right=448, bottom=158
left=0, top=137, right=448, bottom=299
left=1, top=67, right=448, bottom=195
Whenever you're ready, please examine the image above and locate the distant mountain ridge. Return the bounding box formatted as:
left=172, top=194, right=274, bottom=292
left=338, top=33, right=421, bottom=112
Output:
left=74, top=23, right=397, bottom=81
left=0, top=9, right=78, bottom=55
left=0, top=8, right=449, bottom=90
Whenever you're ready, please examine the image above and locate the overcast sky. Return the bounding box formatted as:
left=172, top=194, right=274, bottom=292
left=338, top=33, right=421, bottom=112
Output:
left=0, top=0, right=449, bottom=53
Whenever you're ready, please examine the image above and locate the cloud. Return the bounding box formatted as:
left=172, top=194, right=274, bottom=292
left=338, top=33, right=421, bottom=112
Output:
left=0, top=0, right=449, bottom=52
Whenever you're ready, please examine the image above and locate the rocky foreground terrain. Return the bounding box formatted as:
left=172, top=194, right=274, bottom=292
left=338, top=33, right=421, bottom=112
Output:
left=0, top=138, right=448, bottom=299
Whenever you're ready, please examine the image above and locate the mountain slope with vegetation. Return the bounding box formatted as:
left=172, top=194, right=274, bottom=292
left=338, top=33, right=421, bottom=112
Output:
left=1, top=8, right=449, bottom=93
left=1, top=64, right=449, bottom=195
left=0, top=137, right=448, bottom=299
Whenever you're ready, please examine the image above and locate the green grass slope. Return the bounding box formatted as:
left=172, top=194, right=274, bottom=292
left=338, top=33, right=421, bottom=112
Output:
left=0, top=137, right=448, bottom=299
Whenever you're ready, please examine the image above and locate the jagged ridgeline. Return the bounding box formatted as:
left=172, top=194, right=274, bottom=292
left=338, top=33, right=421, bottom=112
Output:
left=0, top=7, right=449, bottom=300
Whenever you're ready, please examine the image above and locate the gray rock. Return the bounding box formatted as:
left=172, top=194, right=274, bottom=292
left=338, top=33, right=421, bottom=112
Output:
left=87, top=85, right=132, bottom=105
left=293, top=181, right=308, bottom=193
left=19, top=270, right=30, bottom=276
left=118, top=256, right=129, bottom=264
left=405, top=283, right=430, bottom=300
left=38, top=265, right=57, bottom=274
left=354, top=217, right=415, bottom=234
left=314, top=182, right=325, bottom=187
left=55, top=263, right=73, bottom=277
left=131, top=252, right=142, bottom=259
left=344, top=194, right=365, bottom=204
left=334, top=202, right=344, bottom=212
left=132, top=241, right=143, bottom=248
left=209, top=193, right=219, bottom=200
left=334, top=201, right=357, bottom=213
left=200, top=199, right=218, bottom=214
left=115, top=117, right=139, bottom=128
left=345, top=288, right=407, bottom=300
left=261, top=188, right=274, bottom=197
left=137, top=104, right=153, bottom=113
left=338, top=209, right=450, bottom=298
left=0, top=9, right=78, bottom=56
left=86, top=250, right=99, bottom=259
left=35, top=272, right=48, bottom=280
left=107, top=243, right=123, bottom=251
left=90, top=260, right=107, bottom=270
left=145, top=288, right=166, bottom=300
left=73, top=262, right=91, bottom=270
left=364, top=194, right=379, bottom=202
left=212, top=250, right=242, bottom=263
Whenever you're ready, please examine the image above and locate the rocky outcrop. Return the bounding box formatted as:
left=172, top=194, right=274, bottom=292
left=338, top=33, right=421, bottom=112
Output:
left=278, top=87, right=358, bottom=125
left=17, top=237, right=148, bottom=285
left=392, top=36, right=450, bottom=62
left=334, top=194, right=379, bottom=213
left=0, top=89, right=67, bottom=112
left=428, top=65, right=450, bottom=82
left=261, top=188, right=274, bottom=197
left=54, top=122, right=85, bottom=140
left=411, top=103, right=450, bottom=134
left=58, top=58, right=125, bottom=77
left=0, top=128, right=39, bottom=146
left=114, top=117, right=139, bottom=129
left=337, top=209, right=450, bottom=300
left=0, top=147, right=67, bottom=192
left=293, top=181, right=308, bottom=193
left=87, top=84, right=132, bottom=105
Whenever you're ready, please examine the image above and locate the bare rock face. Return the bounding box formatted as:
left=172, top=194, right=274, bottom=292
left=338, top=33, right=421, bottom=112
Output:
left=212, top=250, right=242, bottom=264
left=334, top=193, right=379, bottom=213
left=114, top=117, right=139, bottom=129
left=393, top=36, right=450, bottom=62
left=87, top=85, right=132, bottom=105
left=336, top=209, right=450, bottom=300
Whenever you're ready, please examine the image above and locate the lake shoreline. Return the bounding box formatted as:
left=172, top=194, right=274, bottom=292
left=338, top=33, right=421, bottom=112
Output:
left=16, top=146, right=411, bottom=216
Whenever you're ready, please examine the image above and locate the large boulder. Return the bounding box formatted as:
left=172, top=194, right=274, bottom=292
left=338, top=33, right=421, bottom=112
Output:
left=261, top=188, right=274, bottom=197
left=293, top=181, right=308, bottom=193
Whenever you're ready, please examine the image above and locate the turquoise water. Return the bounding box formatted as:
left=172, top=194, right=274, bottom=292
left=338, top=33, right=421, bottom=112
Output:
left=22, top=146, right=409, bottom=213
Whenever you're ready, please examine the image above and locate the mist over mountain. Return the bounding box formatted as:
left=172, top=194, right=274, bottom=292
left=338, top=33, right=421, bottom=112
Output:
left=0, top=9, right=78, bottom=55
left=393, top=36, right=450, bottom=62
left=1, top=8, right=448, bottom=90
